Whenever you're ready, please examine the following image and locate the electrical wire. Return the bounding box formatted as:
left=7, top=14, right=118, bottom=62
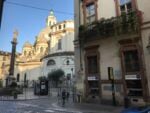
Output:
left=5, top=1, right=74, bottom=16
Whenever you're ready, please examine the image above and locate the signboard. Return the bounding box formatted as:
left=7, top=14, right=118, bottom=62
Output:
left=125, top=75, right=141, bottom=80
left=108, top=67, right=114, bottom=80
left=88, top=76, right=97, bottom=81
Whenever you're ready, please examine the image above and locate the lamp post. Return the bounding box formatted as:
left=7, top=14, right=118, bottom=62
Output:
left=71, top=68, right=76, bottom=102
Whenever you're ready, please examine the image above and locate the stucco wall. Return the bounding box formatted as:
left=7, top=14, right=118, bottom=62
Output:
left=141, top=30, right=150, bottom=98
left=137, top=0, right=150, bottom=22
left=50, top=32, right=74, bottom=54
left=99, top=38, right=122, bottom=80
left=42, top=55, right=74, bottom=78
left=14, top=62, right=42, bottom=83
left=98, top=0, right=116, bottom=19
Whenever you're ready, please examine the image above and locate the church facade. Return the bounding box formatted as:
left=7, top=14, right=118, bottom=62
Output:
left=13, top=10, right=74, bottom=87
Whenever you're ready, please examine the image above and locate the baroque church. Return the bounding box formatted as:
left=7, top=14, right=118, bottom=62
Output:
left=1, top=10, right=74, bottom=87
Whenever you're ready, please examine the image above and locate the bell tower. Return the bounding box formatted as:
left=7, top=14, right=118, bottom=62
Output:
left=46, top=9, right=57, bottom=27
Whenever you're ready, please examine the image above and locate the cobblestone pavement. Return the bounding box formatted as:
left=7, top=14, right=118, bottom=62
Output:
left=0, top=97, right=123, bottom=113
left=0, top=100, right=81, bottom=113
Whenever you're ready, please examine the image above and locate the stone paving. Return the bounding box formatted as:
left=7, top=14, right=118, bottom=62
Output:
left=0, top=89, right=123, bottom=113
left=0, top=97, right=123, bottom=113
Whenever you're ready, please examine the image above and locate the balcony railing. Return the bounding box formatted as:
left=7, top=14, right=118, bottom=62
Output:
left=79, top=11, right=142, bottom=41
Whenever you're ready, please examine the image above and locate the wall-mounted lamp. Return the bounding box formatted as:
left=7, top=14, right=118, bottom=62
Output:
left=146, top=35, right=150, bottom=53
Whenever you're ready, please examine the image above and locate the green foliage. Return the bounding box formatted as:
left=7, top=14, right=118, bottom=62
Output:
left=48, top=69, right=65, bottom=87
left=10, top=82, right=17, bottom=88
left=38, top=76, right=47, bottom=81
left=79, top=11, right=139, bottom=40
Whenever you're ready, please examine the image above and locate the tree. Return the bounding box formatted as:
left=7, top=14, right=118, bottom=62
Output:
left=48, top=69, right=64, bottom=87
left=38, top=76, right=47, bottom=81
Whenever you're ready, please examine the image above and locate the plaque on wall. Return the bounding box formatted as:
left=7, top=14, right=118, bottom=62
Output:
left=125, top=75, right=141, bottom=80
left=88, top=76, right=98, bottom=81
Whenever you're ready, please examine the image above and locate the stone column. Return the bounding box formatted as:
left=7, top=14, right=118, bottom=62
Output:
left=6, top=30, right=18, bottom=86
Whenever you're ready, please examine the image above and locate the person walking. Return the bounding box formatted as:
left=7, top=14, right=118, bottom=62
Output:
left=61, top=89, right=66, bottom=106
left=66, top=91, right=70, bottom=101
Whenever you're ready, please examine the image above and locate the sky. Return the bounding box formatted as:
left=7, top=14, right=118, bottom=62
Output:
left=0, top=0, right=74, bottom=53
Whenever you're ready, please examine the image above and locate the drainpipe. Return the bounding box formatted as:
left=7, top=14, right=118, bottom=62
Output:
left=79, top=0, right=83, bottom=71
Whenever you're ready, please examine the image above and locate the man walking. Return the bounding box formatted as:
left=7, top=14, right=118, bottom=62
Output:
left=61, top=89, right=66, bottom=106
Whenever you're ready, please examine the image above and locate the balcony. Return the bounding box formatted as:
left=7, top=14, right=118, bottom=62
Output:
left=79, top=11, right=142, bottom=42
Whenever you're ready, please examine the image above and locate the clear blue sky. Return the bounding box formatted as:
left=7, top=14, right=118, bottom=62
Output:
left=0, top=0, right=74, bottom=53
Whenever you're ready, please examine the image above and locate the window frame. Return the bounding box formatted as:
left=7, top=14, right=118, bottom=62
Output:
left=115, top=0, right=137, bottom=16
left=82, top=0, right=98, bottom=24
left=57, top=39, right=62, bottom=50
left=47, top=59, right=56, bottom=66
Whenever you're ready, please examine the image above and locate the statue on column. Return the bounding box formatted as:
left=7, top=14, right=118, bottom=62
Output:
left=6, top=29, right=18, bottom=87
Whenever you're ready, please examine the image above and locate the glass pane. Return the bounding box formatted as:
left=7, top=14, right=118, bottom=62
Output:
left=87, top=56, right=98, bottom=74
left=126, top=2, right=132, bottom=12
left=124, top=50, right=140, bottom=72
left=87, top=16, right=96, bottom=23
left=120, top=5, right=125, bottom=12
left=86, top=4, right=95, bottom=17
left=120, top=0, right=131, bottom=5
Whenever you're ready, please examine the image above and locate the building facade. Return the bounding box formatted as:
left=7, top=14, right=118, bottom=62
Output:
left=74, top=0, right=150, bottom=105
left=41, top=11, right=75, bottom=81
left=13, top=10, right=74, bottom=87
left=14, top=36, right=48, bottom=86
left=0, top=51, right=11, bottom=80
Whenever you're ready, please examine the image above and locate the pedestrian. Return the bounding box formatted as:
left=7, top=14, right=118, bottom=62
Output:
left=66, top=91, right=70, bottom=101
left=61, top=89, right=66, bottom=106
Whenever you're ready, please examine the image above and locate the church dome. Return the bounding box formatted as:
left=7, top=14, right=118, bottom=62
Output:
left=23, top=41, right=32, bottom=48
left=36, top=36, right=48, bottom=44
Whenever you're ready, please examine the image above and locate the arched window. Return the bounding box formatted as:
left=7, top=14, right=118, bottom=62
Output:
left=3, top=56, right=6, bottom=61
left=66, top=60, right=70, bottom=65
left=29, top=51, right=31, bottom=56
left=58, top=39, right=62, bottom=50
left=40, top=47, right=44, bottom=53
left=24, top=51, right=27, bottom=56
left=47, top=59, right=55, bottom=66
left=49, top=21, right=51, bottom=26
left=17, top=73, right=20, bottom=82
